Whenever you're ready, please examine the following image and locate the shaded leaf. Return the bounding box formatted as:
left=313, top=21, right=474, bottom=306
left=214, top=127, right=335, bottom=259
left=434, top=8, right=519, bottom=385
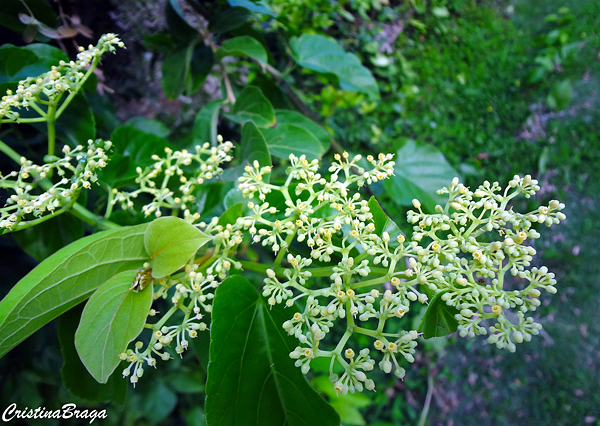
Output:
left=228, top=0, right=276, bottom=17
left=0, top=224, right=149, bottom=359
left=209, top=7, right=252, bottom=35
left=12, top=211, right=84, bottom=262
left=383, top=139, right=458, bottom=212
left=125, top=117, right=170, bottom=138
left=275, top=109, right=330, bottom=151
left=55, top=93, right=96, bottom=145
left=144, top=217, right=212, bottom=278
left=188, top=45, right=214, bottom=94
left=166, top=0, right=197, bottom=43
left=218, top=202, right=243, bottom=227
left=59, top=303, right=127, bottom=403
left=143, top=34, right=175, bottom=54
left=418, top=291, right=460, bottom=338
left=192, top=99, right=223, bottom=146
left=263, top=123, right=325, bottom=159
left=162, top=43, right=193, bottom=100
left=226, top=86, right=276, bottom=128
left=99, top=125, right=171, bottom=188
left=367, top=196, right=403, bottom=247
left=217, top=36, right=267, bottom=64
left=205, top=275, right=340, bottom=426
left=290, top=34, right=379, bottom=100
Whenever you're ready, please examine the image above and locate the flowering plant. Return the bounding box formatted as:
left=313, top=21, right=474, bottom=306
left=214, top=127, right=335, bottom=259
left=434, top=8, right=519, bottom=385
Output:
left=0, top=33, right=565, bottom=424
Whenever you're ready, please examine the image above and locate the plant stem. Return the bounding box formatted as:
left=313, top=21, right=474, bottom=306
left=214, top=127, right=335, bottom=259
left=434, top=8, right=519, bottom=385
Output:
left=418, top=370, right=435, bottom=426
left=47, top=104, right=57, bottom=156
left=0, top=140, right=22, bottom=163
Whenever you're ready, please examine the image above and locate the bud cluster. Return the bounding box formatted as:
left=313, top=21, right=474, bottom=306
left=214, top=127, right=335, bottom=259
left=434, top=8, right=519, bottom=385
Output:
left=0, top=139, right=111, bottom=231
left=0, top=34, right=124, bottom=122
left=112, top=137, right=234, bottom=217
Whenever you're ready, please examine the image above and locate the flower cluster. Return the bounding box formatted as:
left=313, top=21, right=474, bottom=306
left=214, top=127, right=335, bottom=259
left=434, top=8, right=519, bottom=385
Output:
left=119, top=148, right=565, bottom=395
left=0, top=139, right=111, bottom=231
left=112, top=137, right=234, bottom=217
left=0, top=34, right=124, bottom=122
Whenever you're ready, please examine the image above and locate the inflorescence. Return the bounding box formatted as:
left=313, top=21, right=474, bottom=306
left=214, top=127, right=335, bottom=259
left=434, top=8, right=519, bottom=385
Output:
left=118, top=145, right=565, bottom=394
left=0, top=139, right=111, bottom=231
left=0, top=33, right=124, bottom=122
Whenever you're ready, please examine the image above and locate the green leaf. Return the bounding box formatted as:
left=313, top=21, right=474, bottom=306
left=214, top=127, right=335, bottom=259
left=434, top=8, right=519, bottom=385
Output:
left=75, top=270, right=153, bottom=383
left=209, top=7, right=252, bottom=35
left=367, top=196, right=403, bottom=247
left=12, top=212, right=84, bottom=262
left=0, top=224, right=149, bottom=359
left=313, top=375, right=370, bottom=425
left=144, top=217, right=212, bottom=278
left=547, top=79, right=572, bottom=111
left=125, top=117, right=170, bottom=138
left=143, top=380, right=178, bottom=422
left=188, top=46, right=214, bottom=95
left=226, top=86, right=276, bottom=127
left=240, top=121, right=272, bottom=172
left=55, top=93, right=96, bottom=145
left=0, top=46, right=38, bottom=84
left=165, top=0, right=197, bottom=43
left=275, top=109, right=330, bottom=151
left=162, top=43, right=194, bottom=100
left=290, top=34, right=379, bottom=100
left=99, top=125, right=171, bottom=188
left=217, top=36, right=267, bottom=64
left=218, top=203, right=243, bottom=227
left=58, top=303, right=127, bottom=403
left=228, top=0, right=276, bottom=17
left=220, top=121, right=272, bottom=182
left=165, top=369, right=205, bottom=393
left=384, top=139, right=458, bottom=212
left=417, top=291, right=460, bottom=338
left=192, top=99, right=223, bottom=147
left=143, top=34, right=175, bottom=54
left=262, top=123, right=325, bottom=159
left=205, top=275, right=340, bottom=426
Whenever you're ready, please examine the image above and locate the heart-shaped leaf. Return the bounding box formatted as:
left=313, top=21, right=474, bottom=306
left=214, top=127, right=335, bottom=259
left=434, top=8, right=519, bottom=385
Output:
left=144, top=217, right=212, bottom=278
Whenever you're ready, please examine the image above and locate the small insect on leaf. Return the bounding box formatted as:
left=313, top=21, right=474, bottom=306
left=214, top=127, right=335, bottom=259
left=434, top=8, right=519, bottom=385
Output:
left=131, top=268, right=153, bottom=293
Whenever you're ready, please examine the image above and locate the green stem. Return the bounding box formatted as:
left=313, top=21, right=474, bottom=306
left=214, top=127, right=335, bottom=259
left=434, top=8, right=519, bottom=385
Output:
left=274, top=230, right=296, bottom=266
left=47, top=104, right=56, bottom=156
left=55, top=56, right=101, bottom=119
left=0, top=117, right=49, bottom=124
left=28, top=101, right=48, bottom=118
left=105, top=187, right=115, bottom=219
left=70, top=202, right=120, bottom=230
left=238, top=260, right=287, bottom=276
left=151, top=305, right=179, bottom=330
left=0, top=140, right=21, bottom=163
left=351, top=275, right=389, bottom=290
